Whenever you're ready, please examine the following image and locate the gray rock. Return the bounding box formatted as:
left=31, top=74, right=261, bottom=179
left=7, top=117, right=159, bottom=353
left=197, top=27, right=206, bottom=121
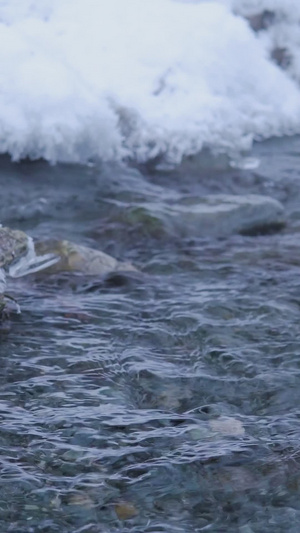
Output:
left=35, top=239, right=137, bottom=275
left=142, top=194, right=285, bottom=237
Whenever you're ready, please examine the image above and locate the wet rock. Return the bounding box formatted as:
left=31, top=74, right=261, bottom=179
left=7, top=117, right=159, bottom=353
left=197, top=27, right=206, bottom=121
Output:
left=0, top=294, right=21, bottom=326
left=114, top=501, right=138, bottom=520
left=125, top=206, right=165, bottom=237
left=0, top=227, right=28, bottom=268
left=0, top=226, right=58, bottom=278
left=188, top=425, right=212, bottom=441
left=213, top=465, right=257, bottom=492
left=142, top=194, right=285, bottom=238
left=67, top=492, right=95, bottom=509
left=1, top=294, right=20, bottom=313
left=0, top=294, right=6, bottom=315
left=209, top=417, right=245, bottom=437
left=35, top=239, right=137, bottom=275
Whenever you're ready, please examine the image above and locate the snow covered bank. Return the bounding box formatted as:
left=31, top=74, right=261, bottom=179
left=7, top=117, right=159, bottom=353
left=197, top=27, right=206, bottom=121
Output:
left=0, top=0, right=300, bottom=164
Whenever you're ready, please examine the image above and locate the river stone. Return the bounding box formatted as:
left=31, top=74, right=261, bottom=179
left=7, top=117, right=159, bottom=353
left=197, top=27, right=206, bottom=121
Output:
left=142, top=194, right=285, bottom=237
left=114, top=502, right=138, bottom=520
left=209, top=417, right=245, bottom=437
left=35, top=239, right=137, bottom=275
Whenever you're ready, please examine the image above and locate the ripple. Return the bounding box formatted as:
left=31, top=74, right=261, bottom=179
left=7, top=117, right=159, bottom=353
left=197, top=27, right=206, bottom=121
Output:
left=2, top=145, right=300, bottom=531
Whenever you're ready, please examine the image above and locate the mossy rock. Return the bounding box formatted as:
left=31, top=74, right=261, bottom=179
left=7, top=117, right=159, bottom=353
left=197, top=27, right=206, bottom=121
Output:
left=124, top=206, right=165, bottom=237
left=35, top=239, right=137, bottom=275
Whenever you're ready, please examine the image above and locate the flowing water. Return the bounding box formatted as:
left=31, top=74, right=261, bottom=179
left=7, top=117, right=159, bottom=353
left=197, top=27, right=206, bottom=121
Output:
left=1, top=137, right=300, bottom=532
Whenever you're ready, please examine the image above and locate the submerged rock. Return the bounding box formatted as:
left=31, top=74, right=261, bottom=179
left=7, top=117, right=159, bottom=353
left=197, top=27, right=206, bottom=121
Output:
left=141, top=194, right=285, bottom=237
left=35, top=239, right=137, bottom=275
left=209, top=417, right=245, bottom=437
left=114, top=501, right=138, bottom=521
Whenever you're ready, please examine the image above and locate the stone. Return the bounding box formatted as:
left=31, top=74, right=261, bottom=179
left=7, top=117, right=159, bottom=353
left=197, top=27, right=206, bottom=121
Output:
left=114, top=501, right=138, bottom=520
left=67, top=492, right=95, bottom=509
left=209, top=417, right=245, bottom=436
left=142, top=194, right=285, bottom=237
left=35, top=239, right=137, bottom=275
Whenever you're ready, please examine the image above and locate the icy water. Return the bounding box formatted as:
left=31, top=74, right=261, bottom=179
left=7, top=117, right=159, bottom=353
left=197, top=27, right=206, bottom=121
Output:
left=1, top=137, right=300, bottom=532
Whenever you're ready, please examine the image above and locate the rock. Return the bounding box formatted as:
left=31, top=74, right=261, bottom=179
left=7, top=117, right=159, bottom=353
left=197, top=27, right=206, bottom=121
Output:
left=0, top=226, right=58, bottom=278
left=125, top=206, right=165, bottom=237
left=142, top=194, right=285, bottom=237
left=67, top=492, right=95, bottom=509
left=35, top=239, right=137, bottom=275
left=0, top=268, right=6, bottom=295
left=209, top=417, right=245, bottom=437
left=0, top=227, right=28, bottom=269
left=0, top=294, right=21, bottom=324
left=0, top=294, right=6, bottom=315
left=114, top=501, right=138, bottom=520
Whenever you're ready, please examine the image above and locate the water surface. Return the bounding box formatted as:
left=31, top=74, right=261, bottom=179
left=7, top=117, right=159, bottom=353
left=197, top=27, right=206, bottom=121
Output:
left=1, top=138, right=300, bottom=532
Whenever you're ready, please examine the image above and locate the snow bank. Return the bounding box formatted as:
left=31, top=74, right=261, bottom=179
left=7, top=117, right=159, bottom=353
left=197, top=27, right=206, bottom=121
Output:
left=0, top=0, right=300, bottom=164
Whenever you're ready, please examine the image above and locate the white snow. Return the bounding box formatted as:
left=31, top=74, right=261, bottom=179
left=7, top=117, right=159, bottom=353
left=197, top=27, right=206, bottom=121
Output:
left=0, top=0, right=300, bottom=164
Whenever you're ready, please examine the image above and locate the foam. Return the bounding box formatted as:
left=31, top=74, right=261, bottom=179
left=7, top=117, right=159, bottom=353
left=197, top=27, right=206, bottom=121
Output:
left=0, top=0, right=300, bottom=165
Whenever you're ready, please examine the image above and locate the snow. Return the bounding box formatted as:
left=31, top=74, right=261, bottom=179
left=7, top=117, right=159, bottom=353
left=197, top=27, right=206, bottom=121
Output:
left=0, top=0, right=300, bottom=164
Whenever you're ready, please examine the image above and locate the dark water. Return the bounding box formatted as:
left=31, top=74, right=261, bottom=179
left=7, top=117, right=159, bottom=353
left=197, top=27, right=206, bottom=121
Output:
left=1, top=137, right=300, bottom=532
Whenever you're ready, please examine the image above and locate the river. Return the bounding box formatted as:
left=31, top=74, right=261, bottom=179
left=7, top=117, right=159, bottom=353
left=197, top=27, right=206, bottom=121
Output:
left=1, top=136, right=300, bottom=532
